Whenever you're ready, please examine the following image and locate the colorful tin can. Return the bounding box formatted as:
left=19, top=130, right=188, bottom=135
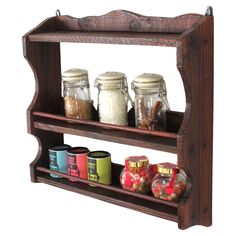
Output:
left=49, top=145, right=71, bottom=178
left=67, top=147, right=89, bottom=181
left=88, top=151, right=111, bottom=185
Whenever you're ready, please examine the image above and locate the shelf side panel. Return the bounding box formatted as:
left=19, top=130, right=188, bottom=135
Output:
left=23, top=22, right=64, bottom=182
left=177, top=16, right=213, bottom=229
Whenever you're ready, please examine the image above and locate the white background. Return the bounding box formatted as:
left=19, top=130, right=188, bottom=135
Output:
left=0, top=0, right=235, bottom=235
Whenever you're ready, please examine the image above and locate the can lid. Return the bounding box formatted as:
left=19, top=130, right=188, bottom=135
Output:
left=132, top=73, right=164, bottom=89
left=157, top=162, right=177, bottom=175
left=49, top=144, right=71, bottom=152
left=67, top=147, right=89, bottom=154
left=88, top=151, right=111, bottom=158
left=126, top=156, right=149, bottom=168
left=62, top=68, right=88, bottom=82
left=95, top=71, right=126, bottom=86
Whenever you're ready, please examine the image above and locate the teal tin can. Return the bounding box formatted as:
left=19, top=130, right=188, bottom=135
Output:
left=88, top=151, right=111, bottom=185
left=49, top=145, right=71, bottom=178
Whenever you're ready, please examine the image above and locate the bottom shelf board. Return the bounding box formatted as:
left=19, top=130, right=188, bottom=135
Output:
left=36, top=173, right=178, bottom=222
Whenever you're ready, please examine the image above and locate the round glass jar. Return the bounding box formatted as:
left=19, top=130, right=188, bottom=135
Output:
left=151, top=163, right=187, bottom=201
left=120, top=156, right=152, bottom=193
left=131, top=73, right=170, bottom=131
left=94, top=72, right=129, bottom=125
left=62, top=68, right=92, bottom=120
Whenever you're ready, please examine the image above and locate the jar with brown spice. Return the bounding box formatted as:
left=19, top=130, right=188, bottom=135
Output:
left=62, top=68, right=92, bottom=120
left=131, top=73, right=170, bottom=131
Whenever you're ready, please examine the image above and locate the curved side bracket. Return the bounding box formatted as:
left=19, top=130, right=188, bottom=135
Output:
left=29, top=131, right=63, bottom=182
left=176, top=16, right=213, bottom=229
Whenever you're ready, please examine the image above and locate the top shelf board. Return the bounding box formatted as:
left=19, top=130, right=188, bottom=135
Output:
left=25, top=10, right=206, bottom=47
left=28, top=31, right=180, bottom=47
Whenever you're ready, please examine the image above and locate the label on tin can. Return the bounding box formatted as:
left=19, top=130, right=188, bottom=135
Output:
left=49, top=151, right=58, bottom=168
left=49, top=151, right=58, bottom=177
left=88, top=158, right=99, bottom=182
left=88, top=151, right=111, bottom=185
left=68, top=154, right=79, bottom=178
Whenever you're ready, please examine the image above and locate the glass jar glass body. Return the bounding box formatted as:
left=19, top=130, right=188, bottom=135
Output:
left=151, top=169, right=187, bottom=201
left=97, top=84, right=128, bottom=125
left=134, top=87, right=168, bottom=131
left=120, top=164, right=152, bottom=193
left=63, top=80, right=92, bottom=120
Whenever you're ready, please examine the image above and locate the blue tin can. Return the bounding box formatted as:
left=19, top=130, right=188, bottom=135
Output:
left=49, top=145, right=71, bottom=178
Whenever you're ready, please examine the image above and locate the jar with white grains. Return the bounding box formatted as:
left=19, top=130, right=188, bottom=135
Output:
left=94, top=72, right=129, bottom=125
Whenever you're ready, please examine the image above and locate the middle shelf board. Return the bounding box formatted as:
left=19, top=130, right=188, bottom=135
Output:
left=32, top=111, right=181, bottom=153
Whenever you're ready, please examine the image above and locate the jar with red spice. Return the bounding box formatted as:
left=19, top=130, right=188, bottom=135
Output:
left=151, top=163, right=187, bottom=201
left=120, top=156, right=152, bottom=193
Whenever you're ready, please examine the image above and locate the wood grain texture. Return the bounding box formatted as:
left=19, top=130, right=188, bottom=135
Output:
left=55, top=10, right=203, bottom=33
left=37, top=174, right=178, bottom=222
left=36, top=165, right=178, bottom=207
left=32, top=111, right=181, bottom=139
left=33, top=119, right=177, bottom=153
left=177, top=16, right=213, bottom=229
left=28, top=31, right=180, bottom=47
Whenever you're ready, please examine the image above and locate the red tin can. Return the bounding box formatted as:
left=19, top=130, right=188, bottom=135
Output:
left=67, top=147, right=89, bottom=181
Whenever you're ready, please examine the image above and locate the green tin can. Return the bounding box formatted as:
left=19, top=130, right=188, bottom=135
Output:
left=88, top=151, right=111, bottom=185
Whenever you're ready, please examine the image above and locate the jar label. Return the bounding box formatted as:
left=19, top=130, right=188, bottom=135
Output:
left=49, top=148, right=69, bottom=178
left=49, top=152, right=58, bottom=170
left=68, top=154, right=79, bottom=178
left=88, top=158, right=100, bottom=182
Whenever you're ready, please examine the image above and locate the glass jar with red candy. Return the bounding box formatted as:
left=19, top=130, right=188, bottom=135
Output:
left=120, top=156, right=152, bottom=193
left=151, top=163, right=187, bottom=201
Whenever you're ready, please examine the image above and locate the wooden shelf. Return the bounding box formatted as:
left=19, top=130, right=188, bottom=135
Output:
left=29, top=31, right=180, bottom=47
left=23, top=9, right=213, bottom=229
left=37, top=174, right=178, bottom=221
left=36, top=163, right=179, bottom=222
left=32, top=111, right=182, bottom=153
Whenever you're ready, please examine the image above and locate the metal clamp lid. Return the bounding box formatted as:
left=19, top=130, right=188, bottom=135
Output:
left=62, top=68, right=88, bottom=82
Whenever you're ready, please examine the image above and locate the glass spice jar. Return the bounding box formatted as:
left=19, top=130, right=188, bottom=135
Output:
left=131, top=73, right=170, bottom=131
left=120, top=156, right=152, bottom=193
left=62, top=68, right=92, bottom=120
left=94, top=72, right=130, bottom=125
left=151, top=162, right=187, bottom=201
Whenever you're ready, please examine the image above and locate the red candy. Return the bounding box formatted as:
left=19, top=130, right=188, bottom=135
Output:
left=120, top=156, right=152, bottom=193
left=151, top=163, right=187, bottom=201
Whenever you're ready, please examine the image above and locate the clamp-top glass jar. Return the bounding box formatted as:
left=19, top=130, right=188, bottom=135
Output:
left=131, top=73, right=170, bottom=131
left=151, top=162, right=187, bottom=201
left=62, top=68, right=92, bottom=120
left=120, top=156, right=152, bottom=193
left=94, top=72, right=129, bottom=125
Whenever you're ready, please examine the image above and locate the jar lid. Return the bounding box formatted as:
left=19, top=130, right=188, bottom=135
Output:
left=132, top=73, right=164, bottom=89
left=157, top=162, right=177, bottom=175
left=126, top=156, right=149, bottom=168
left=88, top=151, right=111, bottom=158
left=62, top=68, right=88, bottom=82
left=49, top=144, right=71, bottom=152
left=67, top=147, right=89, bottom=155
left=95, top=71, right=126, bottom=85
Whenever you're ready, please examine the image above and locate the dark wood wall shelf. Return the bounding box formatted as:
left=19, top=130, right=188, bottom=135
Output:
left=23, top=8, right=213, bottom=229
